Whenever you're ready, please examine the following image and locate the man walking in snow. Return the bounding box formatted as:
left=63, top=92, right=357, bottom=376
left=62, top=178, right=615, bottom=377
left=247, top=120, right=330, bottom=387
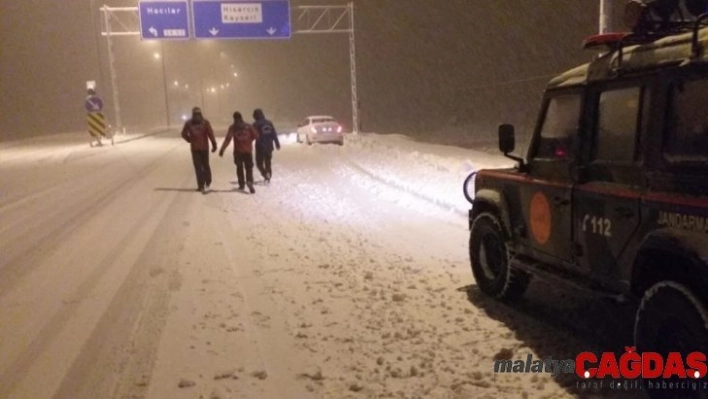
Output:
left=219, top=111, right=259, bottom=194
left=181, top=107, right=217, bottom=193
left=253, top=108, right=280, bottom=183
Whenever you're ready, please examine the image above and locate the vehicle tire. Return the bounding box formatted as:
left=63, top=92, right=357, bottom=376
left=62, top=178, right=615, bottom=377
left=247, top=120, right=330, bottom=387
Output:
left=338, top=140, right=344, bottom=146
left=296, top=134, right=301, bottom=143
left=469, top=212, right=530, bottom=301
left=307, top=136, right=312, bottom=146
left=634, top=281, right=708, bottom=399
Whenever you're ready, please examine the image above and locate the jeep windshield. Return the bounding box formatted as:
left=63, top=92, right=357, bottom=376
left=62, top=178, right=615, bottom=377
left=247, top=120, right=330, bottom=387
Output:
left=665, top=77, right=708, bottom=164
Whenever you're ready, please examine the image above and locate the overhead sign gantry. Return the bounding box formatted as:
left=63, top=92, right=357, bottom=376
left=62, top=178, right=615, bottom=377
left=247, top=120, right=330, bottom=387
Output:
left=99, top=1, right=360, bottom=134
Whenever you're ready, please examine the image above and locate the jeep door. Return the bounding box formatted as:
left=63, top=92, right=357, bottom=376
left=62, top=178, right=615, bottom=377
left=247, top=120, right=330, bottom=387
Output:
left=518, top=90, right=582, bottom=265
left=572, top=83, right=647, bottom=277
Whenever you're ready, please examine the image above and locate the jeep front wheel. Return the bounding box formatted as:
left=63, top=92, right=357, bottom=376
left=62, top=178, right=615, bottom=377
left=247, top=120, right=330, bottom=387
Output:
left=635, top=281, right=708, bottom=399
left=469, top=212, right=530, bottom=301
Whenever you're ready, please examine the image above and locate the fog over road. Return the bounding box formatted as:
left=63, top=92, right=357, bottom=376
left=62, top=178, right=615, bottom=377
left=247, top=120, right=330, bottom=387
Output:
left=0, top=132, right=640, bottom=399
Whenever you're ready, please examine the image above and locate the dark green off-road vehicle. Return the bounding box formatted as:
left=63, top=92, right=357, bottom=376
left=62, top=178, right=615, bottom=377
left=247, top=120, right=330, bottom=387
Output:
left=468, top=1, right=708, bottom=393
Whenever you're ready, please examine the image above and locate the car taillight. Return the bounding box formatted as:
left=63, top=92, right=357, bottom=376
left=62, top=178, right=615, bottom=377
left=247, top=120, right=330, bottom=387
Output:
left=337, top=126, right=342, bottom=133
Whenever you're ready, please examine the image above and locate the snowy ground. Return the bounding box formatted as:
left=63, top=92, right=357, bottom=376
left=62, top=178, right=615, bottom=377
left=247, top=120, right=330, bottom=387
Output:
left=0, top=131, right=642, bottom=399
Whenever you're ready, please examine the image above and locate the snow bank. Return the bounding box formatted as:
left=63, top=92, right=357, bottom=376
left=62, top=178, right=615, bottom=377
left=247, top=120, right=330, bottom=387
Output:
left=341, top=133, right=515, bottom=216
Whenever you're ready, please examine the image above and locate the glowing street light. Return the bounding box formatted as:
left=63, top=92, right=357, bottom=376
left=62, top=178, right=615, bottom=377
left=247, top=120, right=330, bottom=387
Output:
left=233, top=72, right=238, bottom=77
left=153, top=52, right=160, bottom=60
left=174, top=80, right=179, bottom=86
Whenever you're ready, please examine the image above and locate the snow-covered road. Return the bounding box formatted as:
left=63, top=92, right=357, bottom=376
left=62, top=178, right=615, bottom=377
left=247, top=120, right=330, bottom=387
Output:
left=0, top=132, right=641, bottom=399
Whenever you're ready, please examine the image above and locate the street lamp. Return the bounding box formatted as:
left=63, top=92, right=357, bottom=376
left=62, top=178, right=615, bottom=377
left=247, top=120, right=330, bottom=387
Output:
left=153, top=44, right=170, bottom=128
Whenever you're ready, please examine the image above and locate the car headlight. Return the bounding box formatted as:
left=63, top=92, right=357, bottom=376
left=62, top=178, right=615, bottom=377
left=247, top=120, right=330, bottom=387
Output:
left=310, top=126, right=317, bottom=133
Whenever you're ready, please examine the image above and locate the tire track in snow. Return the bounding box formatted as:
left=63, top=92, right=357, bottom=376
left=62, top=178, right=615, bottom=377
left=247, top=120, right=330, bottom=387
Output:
left=0, top=138, right=182, bottom=298
left=340, top=149, right=469, bottom=218
left=53, top=175, right=194, bottom=399
left=0, top=177, right=181, bottom=399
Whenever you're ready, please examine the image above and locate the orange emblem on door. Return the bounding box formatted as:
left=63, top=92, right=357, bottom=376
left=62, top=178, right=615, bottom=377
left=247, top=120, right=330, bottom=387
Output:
left=530, top=192, right=552, bottom=245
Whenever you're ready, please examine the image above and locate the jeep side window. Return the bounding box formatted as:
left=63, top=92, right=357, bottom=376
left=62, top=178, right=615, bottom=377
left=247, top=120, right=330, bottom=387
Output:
left=535, top=94, right=581, bottom=159
left=665, top=78, right=708, bottom=162
left=594, top=87, right=642, bottom=163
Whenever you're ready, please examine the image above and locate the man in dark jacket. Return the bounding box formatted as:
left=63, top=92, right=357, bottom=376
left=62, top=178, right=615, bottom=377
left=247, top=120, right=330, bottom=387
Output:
left=181, top=107, right=217, bottom=192
left=252, top=108, right=280, bottom=183
left=219, top=112, right=259, bottom=194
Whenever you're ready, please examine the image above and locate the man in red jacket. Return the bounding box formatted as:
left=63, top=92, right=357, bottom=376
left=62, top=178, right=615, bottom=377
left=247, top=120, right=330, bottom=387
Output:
left=181, top=107, right=217, bottom=192
left=219, top=111, right=259, bottom=193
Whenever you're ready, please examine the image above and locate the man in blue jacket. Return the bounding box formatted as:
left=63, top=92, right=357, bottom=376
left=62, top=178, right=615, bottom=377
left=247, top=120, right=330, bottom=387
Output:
left=253, top=108, right=280, bottom=183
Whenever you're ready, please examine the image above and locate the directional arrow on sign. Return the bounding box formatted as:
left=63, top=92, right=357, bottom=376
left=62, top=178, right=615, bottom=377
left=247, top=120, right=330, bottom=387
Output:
left=209, top=27, right=219, bottom=36
left=149, top=26, right=158, bottom=36
left=266, top=27, right=277, bottom=36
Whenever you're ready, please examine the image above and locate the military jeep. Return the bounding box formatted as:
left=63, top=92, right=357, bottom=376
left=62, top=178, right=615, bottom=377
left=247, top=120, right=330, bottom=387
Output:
left=468, top=0, right=708, bottom=386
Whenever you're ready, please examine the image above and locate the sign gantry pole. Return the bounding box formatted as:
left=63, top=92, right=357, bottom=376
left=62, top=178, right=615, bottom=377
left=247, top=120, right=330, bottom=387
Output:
left=348, top=2, right=359, bottom=134
left=102, top=6, right=124, bottom=133
left=291, top=3, right=359, bottom=134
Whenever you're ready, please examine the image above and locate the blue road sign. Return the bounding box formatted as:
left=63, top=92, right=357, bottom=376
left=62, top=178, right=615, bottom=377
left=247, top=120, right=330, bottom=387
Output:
left=192, top=0, right=291, bottom=40
left=85, top=95, right=104, bottom=112
left=139, top=1, right=190, bottom=40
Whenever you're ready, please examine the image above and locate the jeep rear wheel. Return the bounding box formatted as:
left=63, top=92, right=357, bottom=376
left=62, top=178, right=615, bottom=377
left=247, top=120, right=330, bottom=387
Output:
left=635, top=281, right=708, bottom=399
left=469, top=212, right=530, bottom=301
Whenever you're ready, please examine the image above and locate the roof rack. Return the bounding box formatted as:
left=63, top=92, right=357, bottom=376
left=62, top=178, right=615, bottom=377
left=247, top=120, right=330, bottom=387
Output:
left=583, top=1, right=708, bottom=70
left=583, top=13, right=708, bottom=72
left=615, top=31, right=672, bottom=70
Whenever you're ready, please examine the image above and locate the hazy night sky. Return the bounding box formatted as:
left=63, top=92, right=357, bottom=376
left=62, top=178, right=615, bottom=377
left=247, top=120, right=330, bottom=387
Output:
left=0, top=1, right=615, bottom=143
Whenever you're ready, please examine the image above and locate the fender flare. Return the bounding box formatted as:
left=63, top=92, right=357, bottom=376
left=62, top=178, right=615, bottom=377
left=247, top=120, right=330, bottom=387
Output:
left=471, top=189, right=512, bottom=238
left=630, top=227, right=708, bottom=293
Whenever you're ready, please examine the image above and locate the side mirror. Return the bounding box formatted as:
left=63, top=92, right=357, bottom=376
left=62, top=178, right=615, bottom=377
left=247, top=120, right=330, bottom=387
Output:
left=498, top=124, right=515, bottom=154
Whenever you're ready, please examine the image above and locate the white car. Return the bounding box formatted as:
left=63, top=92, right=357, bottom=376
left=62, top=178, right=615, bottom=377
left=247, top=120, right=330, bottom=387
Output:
left=296, top=116, right=344, bottom=146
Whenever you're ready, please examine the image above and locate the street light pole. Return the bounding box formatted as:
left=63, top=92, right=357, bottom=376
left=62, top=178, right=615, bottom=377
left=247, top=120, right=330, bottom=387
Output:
left=199, top=76, right=205, bottom=113
left=160, top=42, right=171, bottom=128
left=89, top=0, right=105, bottom=96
